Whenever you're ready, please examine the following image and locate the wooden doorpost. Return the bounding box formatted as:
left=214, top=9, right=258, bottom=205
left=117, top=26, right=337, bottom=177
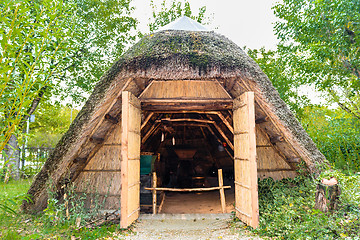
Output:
left=120, top=91, right=141, bottom=228
left=233, top=92, right=259, bottom=228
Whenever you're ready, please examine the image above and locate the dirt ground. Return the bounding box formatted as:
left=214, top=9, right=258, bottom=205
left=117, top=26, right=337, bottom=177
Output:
left=117, top=214, right=261, bottom=240
left=160, top=189, right=235, bottom=214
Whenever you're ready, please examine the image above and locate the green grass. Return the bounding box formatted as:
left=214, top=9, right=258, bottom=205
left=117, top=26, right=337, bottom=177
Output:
left=0, top=179, right=128, bottom=240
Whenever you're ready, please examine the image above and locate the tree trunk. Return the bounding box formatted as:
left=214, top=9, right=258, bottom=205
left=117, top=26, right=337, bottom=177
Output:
left=315, top=182, right=341, bottom=212
left=3, top=134, right=21, bottom=180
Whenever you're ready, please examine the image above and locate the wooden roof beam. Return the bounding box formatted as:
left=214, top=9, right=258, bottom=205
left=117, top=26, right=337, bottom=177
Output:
left=215, top=112, right=234, bottom=134
left=141, top=99, right=233, bottom=111
left=205, top=125, right=234, bottom=159
left=141, top=112, right=154, bottom=130
left=156, top=118, right=214, bottom=124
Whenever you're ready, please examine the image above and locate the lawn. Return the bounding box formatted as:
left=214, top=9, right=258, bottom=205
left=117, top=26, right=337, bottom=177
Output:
left=0, top=178, right=128, bottom=240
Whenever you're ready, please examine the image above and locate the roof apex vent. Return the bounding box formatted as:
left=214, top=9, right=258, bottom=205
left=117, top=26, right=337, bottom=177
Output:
left=157, top=16, right=209, bottom=32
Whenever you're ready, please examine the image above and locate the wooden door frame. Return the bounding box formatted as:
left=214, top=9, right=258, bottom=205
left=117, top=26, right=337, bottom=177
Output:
left=233, top=91, right=259, bottom=228
left=120, top=91, right=141, bottom=228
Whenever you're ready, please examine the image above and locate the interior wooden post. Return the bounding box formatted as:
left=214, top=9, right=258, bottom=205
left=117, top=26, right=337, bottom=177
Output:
left=218, top=169, right=226, bottom=213
left=152, top=171, right=157, bottom=214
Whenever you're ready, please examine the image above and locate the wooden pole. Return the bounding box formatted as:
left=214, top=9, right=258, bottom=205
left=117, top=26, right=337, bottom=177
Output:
left=152, top=171, right=157, bottom=214
left=218, top=169, right=226, bottom=213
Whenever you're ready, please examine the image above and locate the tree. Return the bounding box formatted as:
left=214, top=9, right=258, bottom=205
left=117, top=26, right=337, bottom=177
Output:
left=52, top=0, right=137, bottom=104
left=148, top=0, right=209, bottom=33
left=273, top=0, right=360, bottom=119
left=246, top=47, right=311, bottom=118
left=0, top=0, right=77, bottom=178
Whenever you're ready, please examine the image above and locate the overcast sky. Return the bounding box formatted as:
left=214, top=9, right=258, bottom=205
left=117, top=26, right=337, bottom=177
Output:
left=132, top=0, right=280, bottom=50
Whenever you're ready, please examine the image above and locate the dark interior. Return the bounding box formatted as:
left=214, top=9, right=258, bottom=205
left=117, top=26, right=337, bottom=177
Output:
left=140, top=111, right=235, bottom=213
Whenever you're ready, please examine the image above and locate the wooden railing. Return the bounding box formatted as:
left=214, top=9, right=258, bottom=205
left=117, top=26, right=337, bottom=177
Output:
left=144, top=169, right=231, bottom=214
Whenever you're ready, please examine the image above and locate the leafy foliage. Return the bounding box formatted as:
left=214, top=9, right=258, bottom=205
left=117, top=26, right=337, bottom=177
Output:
left=301, top=105, right=360, bottom=172
left=273, top=0, right=360, bottom=119
left=252, top=175, right=360, bottom=239
left=0, top=0, right=76, bottom=153
left=148, top=0, right=209, bottom=33
left=28, top=103, right=79, bottom=148
left=52, top=0, right=137, bottom=104
left=246, top=47, right=311, bottom=118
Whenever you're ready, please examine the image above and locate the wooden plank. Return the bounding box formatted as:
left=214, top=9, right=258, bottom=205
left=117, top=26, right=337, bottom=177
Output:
left=152, top=172, right=157, bottom=215
left=218, top=169, right=226, bottom=213
left=120, top=91, right=141, bottom=228
left=233, top=92, right=259, bottom=229
left=139, top=80, right=232, bottom=99
left=144, top=186, right=231, bottom=192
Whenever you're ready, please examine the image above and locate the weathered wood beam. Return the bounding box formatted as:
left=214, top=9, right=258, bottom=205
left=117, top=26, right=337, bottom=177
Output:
left=256, top=145, right=273, bottom=148
left=286, top=157, right=301, bottom=163
left=206, top=126, right=234, bottom=159
left=141, top=112, right=154, bottom=130
left=270, top=135, right=284, bottom=144
left=104, top=114, right=119, bottom=124
left=89, top=137, right=105, bottom=144
left=211, top=122, right=234, bottom=150
left=255, top=116, right=269, bottom=124
left=170, top=123, right=209, bottom=128
left=216, top=112, right=234, bottom=134
left=73, top=157, right=87, bottom=164
left=141, top=123, right=160, bottom=144
left=156, top=118, right=215, bottom=124
left=144, top=186, right=231, bottom=192
left=141, top=99, right=233, bottom=111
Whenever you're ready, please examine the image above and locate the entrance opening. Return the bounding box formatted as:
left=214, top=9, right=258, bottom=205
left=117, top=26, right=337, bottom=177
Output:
left=140, top=111, right=235, bottom=214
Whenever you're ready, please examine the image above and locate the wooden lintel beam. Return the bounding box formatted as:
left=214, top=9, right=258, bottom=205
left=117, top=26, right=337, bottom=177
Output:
left=89, top=137, right=104, bottom=144
left=255, top=116, right=269, bottom=124
left=104, top=114, right=119, bottom=124
left=270, top=135, right=284, bottom=144
left=141, top=99, right=233, bottom=111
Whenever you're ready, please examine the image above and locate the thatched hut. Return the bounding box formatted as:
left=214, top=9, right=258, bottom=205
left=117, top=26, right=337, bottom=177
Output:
left=23, top=17, right=326, bottom=228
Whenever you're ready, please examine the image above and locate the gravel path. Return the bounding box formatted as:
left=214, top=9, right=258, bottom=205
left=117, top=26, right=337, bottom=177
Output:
left=117, top=214, right=261, bottom=240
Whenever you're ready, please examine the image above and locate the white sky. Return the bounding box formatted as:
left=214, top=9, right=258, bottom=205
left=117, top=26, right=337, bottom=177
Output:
left=132, top=0, right=280, bottom=50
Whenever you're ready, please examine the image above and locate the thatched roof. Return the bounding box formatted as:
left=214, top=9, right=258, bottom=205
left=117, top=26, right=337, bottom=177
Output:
left=23, top=26, right=327, bottom=213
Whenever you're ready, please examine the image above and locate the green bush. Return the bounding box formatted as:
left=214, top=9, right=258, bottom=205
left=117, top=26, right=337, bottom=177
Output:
left=252, top=174, right=360, bottom=239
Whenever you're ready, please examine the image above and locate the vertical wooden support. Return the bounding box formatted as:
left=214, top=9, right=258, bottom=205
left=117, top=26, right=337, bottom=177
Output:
left=233, top=92, right=259, bottom=228
left=218, top=169, right=226, bottom=213
left=152, top=171, right=157, bottom=214
left=120, top=91, right=141, bottom=228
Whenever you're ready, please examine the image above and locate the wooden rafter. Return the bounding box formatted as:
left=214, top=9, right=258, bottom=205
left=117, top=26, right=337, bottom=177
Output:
left=141, top=112, right=154, bottom=130
left=215, top=112, right=234, bottom=134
